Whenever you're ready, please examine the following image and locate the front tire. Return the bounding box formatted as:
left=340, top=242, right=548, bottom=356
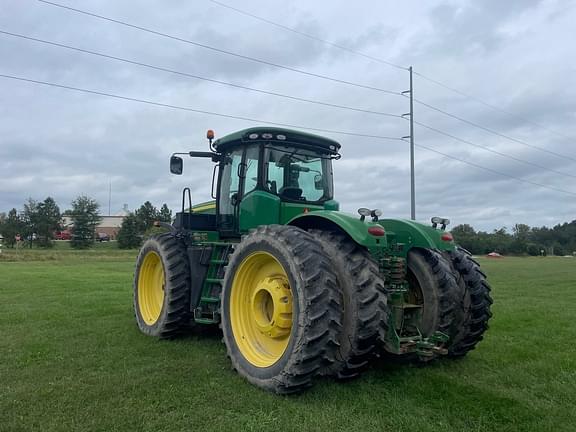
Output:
left=221, top=225, right=341, bottom=394
left=134, top=233, right=191, bottom=338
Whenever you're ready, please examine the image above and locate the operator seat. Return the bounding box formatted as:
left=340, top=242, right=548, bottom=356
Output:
left=278, top=187, right=303, bottom=200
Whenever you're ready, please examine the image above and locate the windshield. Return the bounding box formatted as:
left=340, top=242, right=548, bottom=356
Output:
left=264, top=146, right=334, bottom=203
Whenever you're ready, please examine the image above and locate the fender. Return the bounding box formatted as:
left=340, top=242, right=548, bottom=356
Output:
left=378, top=218, right=455, bottom=255
left=287, top=210, right=387, bottom=249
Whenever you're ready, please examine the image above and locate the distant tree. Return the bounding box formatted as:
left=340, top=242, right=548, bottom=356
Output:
left=158, top=204, right=172, bottom=223
left=510, top=223, right=531, bottom=254
left=451, top=224, right=478, bottom=253
left=135, top=201, right=158, bottom=232
left=117, top=213, right=142, bottom=249
left=70, top=195, right=101, bottom=249
left=552, top=242, right=566, bottom=256
left=35, top=197, right=61, bottom=248
left=526, top=244, right=541, bottom=256
left=21, top=198, right=40, bottom=248
left=0, top=208, right=23, bottom=248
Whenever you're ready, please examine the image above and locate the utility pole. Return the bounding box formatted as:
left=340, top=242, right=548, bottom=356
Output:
left=108, top=179, right=112, bottom=216
left=409, top=66, right=415, bottom=220
left=403, top=66, right=416, bottom=220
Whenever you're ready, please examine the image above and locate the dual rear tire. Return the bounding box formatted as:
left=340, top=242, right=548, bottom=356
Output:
left=392, top=247, right=493, bottom=361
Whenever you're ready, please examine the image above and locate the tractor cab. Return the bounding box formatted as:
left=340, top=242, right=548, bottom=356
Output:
left=170, top=127, right=341, bottom=236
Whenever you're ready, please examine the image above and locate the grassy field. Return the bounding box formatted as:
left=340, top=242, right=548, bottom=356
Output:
left=1, top=247, right=575, bottom=432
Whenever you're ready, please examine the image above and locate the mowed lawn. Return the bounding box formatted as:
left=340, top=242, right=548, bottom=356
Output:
left=1, top=247, right=575, bottom=432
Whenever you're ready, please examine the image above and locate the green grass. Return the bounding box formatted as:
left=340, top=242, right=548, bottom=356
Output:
left=1, top=254, right=575, bottom=432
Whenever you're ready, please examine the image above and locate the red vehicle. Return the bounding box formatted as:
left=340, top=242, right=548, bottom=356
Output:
left=54, top=230, right=71, bottom=240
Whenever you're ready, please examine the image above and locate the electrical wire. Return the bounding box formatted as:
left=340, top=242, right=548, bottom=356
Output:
left=2, top=72, right=575, bottom=197
left=205, top=0, right=407, bottom=71
left=204, top=0, right=576, bottom=149
left=413, top=141, right=576, bottom=197
left=413, top=71, right=575, bottom=142
left=412, top=97, right=576, bottom=163
left=35, top=0, right=402, bottom=96
left=413, top=120, right=576, bottom=180
left=0, top=73, right=403, bottom=141
left=0, top=30, right=402, bottom=120
left=4, top=29, right=572, bottom=181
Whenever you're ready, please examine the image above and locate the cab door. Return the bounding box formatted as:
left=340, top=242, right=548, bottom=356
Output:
left=217, top=148, right=243, bottom=236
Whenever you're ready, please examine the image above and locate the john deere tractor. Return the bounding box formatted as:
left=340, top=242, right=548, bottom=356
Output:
left=133, top=127, right=492, bottom=394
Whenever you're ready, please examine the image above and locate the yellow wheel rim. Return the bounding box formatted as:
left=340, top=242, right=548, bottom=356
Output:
left=230, top=252, right=293, bottom=367
left=138, top=251, right=165, bottom=325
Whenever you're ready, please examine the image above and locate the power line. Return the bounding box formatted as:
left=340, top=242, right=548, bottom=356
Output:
left=0, top=30, right=402, bottom=120
left=412, top=97, right=576, bottom=163
left=0, top=73, right=403, bottom=141
left=36, top=0, right=402, bottom=97
left=413, top=71, right=575, bottom=142
left=4, top=35, right=573, bottom=191
left=413, top=142, right=576, bottom=198
left=2, top=72, right=575, bottom=198
left=205, top=0, right=407, bottom=71
left=204, top=0, right=575, bottom=146
left=413, top=120, right=576, bottom=180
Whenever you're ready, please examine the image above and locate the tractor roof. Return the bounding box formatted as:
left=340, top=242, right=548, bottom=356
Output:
left=213, top=127, right=341, bottom=155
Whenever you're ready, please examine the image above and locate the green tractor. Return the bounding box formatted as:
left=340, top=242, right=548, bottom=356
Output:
left=133, top=127, right=492, bottom=394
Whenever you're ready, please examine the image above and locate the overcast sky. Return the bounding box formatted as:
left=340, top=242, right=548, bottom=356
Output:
left=1, top=0, right=575, bottom=231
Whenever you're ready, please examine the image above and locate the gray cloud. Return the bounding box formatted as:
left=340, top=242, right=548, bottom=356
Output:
left=1, top=0, right=574, bottom=231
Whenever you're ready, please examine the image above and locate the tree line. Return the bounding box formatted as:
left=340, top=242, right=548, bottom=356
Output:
left=0, top=196, right=172, bottom=250
left=452, top=221, right=576, bottom=256
left=2, top=198, right=573, bottom=255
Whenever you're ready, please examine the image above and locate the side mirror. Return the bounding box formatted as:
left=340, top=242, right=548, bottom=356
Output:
left=170, top=156, right=183, bottom=175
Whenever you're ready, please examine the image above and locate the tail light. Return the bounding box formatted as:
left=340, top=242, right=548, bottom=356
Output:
left=441, top=232, right=453, bottom=242
left=368, top=226, right=385, bottom=237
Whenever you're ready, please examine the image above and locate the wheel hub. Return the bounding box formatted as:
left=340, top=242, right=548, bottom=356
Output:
left=229, top=251, right=295, bottom=367
left=251, top=277, right=292, bottom=338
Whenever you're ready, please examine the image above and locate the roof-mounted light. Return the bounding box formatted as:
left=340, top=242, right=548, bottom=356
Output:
left=248, top=133, right=259, bottom=140
left=262, top=133, right=273, bottom=139
left=276, top=134, right=286, bottom=140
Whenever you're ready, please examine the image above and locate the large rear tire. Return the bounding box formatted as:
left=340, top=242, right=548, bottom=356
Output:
left=407, top=249, right=458, bottom=341
left=134, top=233, right=191, bottom=338
left=310, top=230, right=387, bottom=379
left=445, top=247, right=493, bottom=357
left=221, top=225, right=342, bottom=394
left=386, top=248, right=459, bottom=361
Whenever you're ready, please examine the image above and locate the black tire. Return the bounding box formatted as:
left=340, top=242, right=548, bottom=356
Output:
left=309, top=230, right=387, bottom=379
left=134, top=233, right=192, bottom=338
left=221, top=225, right=342, bottom=394
left=386, top=248, right=459, bottom=361
left=445, top=247, right=493, bottom=357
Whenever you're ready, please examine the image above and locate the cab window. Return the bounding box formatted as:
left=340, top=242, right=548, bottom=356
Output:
left=264, top=147, right=333, bottom=203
